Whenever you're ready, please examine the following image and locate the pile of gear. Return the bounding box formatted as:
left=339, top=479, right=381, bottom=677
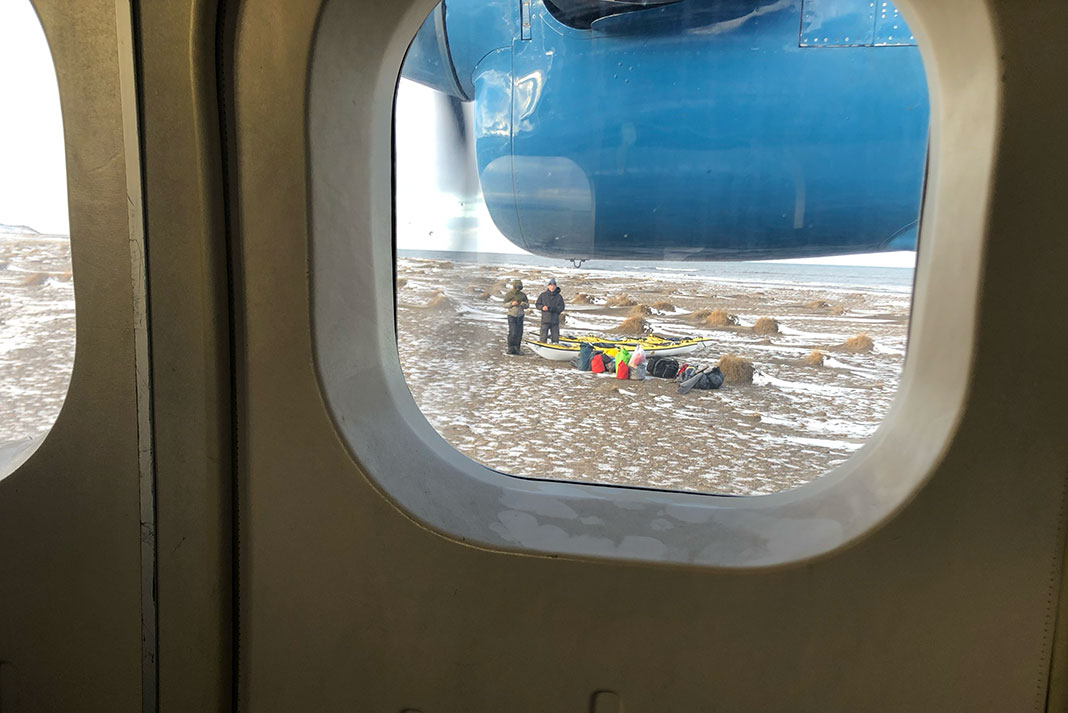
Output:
left=570, top=342, right=724, bottom=393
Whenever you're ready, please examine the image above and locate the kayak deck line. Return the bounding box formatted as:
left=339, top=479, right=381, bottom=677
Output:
left=524, top=334, right=713, bottom=361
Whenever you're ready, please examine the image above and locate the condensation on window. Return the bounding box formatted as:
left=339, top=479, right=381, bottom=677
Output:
left=394, top=0, right=923, bottom=496
left=0, top=0, right=74, bottom=468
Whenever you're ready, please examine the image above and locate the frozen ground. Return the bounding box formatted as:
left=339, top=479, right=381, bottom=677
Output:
left=0, top=231, right=911, bottom=497
left=0, top=227, right=74, bottom=445
left=397, top=256, right=911, bottom=495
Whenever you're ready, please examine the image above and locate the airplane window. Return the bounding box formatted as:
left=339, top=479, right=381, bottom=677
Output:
left=0, top=0, right=74, bottom=474
left=394, top=0, right=926, bottom=496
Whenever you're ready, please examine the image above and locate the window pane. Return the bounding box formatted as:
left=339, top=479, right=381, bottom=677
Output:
left=0, top=0, right=74, bottom=464
left=395, top=0, right=925, bottom=495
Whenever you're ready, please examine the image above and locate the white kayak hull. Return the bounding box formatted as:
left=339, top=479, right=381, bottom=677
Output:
left=525, top=340, right=706, bottom=361
left=643, top=343, right=704, bottom=357
left=525, top=342, right=578, bottom=361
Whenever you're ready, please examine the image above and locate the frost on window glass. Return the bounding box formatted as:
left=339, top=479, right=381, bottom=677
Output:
left=0, top=0, right=74, bottom=468
left=394, top=0, right=924, bottom=495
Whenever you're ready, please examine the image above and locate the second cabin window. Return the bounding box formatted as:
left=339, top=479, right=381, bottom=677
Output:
left=0, top=0, right=75, bottom=476
left=394, top=0, right=926, bottom=495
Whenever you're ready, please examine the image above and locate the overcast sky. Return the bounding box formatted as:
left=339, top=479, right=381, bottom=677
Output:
left=0, top=0, right=68, bottom=235
left=0, top=1, right=914, bottom=268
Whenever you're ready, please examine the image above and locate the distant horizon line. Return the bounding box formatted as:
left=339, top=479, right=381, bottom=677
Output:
left=397, top=247, right=918, bottom=269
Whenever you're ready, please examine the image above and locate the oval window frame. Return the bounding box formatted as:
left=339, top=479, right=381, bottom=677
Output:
left=308, top=0, right=1000, bottom=567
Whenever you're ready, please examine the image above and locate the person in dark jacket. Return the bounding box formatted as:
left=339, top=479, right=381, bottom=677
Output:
left=501, top=279, right=529, bottom=355
left=535, top=277, right=565, bottom=343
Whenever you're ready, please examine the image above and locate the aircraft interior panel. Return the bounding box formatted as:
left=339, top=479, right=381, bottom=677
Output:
left=234, top=0, right=1068, bottom=710
left=0, top=0, right=149, bottom=710
left=0, top=0, right=1067, bottom=711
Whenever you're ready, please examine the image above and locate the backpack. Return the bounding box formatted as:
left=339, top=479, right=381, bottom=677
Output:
left=591, top=352, right=606, bottom=373
left=577, top=342, right=594, bottom=371
left=647, top=357, right=680, bottom=379
left=693, top=366, right=725, bottom=390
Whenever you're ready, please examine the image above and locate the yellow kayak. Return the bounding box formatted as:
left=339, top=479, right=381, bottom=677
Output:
left=525, top=335, right=713, bottom=361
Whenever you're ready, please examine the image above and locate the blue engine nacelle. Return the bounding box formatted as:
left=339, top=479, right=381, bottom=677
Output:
left=403, top=0, right=929, bottom=261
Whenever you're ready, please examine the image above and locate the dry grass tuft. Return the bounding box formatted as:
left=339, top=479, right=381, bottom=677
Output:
left=571, top=292, right=594, bottom=304
left=704, top=309, right=739, bottom=327
left=830, top=305, right=847, bottom=316
left=841, top=333, right=874, bottom=352
left=803, top=349, right=825, bottom=367
left=606, top=294, right=637, bottom=307
left=687, top=309, right=712, bottom=323
left=479, top=279, right=510, bottom=299
left=628, top=304, right=653, bottom=317
left=18, top=272, right=48, bottom=287
left=557, top=312, right=567, bottom=326
left=807, top=299, right=830, bottom=310
left=752, top=317, right=780, bottom=335
left=652, top=300, right=675, bottom=312
left=717, top=354, right=755, bottom=384
left=397, top=278, right=409, bottom=289
left=615, top=316, right=649, bottom=335
left=423, top=291, right=454, bottom=310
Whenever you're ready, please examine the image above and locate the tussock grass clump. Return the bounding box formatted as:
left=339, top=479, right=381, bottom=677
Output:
left=807, top=299, right=830, bottom=310
left=830, top=305, right=847, bottom=316
left=479, top=279, right=510, bottom=299
left=704, top=309, right=739, bottom=327
left=628, top=304, right=653, bottom=317
left=615, top=316, right=649, bottom=335
left=841, top=333, right=874, bottom=352
left=606, top=294, right=637, bottom=307
left=804, top=349, right=825, bottom=367
left=717, top=354, right=755, bottom=384
left=397, top=278, right=409, bottom=289
left=752, top=317, right=780, bottom=335
left=423, top=292, right=454, bottom=310
left=58, top=270, right=73, bottom=281
left=18, top=272, right=48, bottom=287
left=652, top=300, right=675, bottom=312
left=571, top=292, right=594, bottom=305
left=687, top=309, right=712, bottom=323
left=557, top=312, right=567, bottom=326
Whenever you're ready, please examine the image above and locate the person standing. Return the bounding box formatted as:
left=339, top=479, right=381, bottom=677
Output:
left=501, top=279, right=529, bottom=355
left=535, top=277, right=565, bottom=344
